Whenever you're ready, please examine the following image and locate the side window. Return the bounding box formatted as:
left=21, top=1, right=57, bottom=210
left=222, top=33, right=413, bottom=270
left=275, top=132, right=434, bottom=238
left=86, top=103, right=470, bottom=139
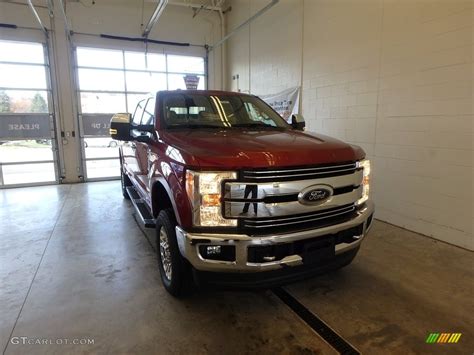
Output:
left=132, top=99, right=146, bottom=125
left=141, top=98, right=156, bottom=125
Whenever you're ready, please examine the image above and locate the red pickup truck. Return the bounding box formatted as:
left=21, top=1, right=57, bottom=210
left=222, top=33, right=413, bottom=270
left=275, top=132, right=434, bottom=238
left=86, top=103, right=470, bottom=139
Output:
left=110, top=90, right=374, bottom=296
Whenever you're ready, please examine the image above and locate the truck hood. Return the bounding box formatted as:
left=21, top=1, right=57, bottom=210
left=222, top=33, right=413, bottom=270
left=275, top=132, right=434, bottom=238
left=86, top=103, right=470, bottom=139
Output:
left=161, top=129, right=365, bottom=168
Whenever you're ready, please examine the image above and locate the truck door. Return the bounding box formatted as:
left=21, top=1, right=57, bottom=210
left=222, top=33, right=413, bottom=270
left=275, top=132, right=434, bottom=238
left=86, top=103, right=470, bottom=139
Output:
left=122, top=99, right=146, bottom=177
left=133, top=97, right=155, bottom=193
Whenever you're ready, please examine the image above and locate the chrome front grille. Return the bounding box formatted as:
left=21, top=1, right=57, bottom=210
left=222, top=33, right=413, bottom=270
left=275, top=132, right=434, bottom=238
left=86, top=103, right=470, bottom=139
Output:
left=224, top=162, right=364, bottom=234
left=242, top=204, right=356, bottom=229
left=242, top=162, right=357, bottom=182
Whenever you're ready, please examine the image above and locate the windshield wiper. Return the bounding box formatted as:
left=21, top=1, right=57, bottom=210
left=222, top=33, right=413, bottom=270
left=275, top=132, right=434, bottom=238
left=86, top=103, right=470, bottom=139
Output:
left=167, top=123, right=283, bottom=130
left=167, top=124, right=226, bottom=129
left=231, top=123, right=281, bottom=129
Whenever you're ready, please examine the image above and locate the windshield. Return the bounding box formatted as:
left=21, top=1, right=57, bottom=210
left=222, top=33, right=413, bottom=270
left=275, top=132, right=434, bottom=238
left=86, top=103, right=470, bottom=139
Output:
left=161, top=93, right=289, bottom=129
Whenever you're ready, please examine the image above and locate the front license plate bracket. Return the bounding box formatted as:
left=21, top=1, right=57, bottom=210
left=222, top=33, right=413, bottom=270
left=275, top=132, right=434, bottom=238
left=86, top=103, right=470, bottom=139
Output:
left=302, top=237, right=335, bottom=265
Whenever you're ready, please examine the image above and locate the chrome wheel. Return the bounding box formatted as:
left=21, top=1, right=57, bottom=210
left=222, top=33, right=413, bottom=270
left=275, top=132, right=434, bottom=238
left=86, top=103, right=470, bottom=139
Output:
left=159, top=228, right=172, bottom=280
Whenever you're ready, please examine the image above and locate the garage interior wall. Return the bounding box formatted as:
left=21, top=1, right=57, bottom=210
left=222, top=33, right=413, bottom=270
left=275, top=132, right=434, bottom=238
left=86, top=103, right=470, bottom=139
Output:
left=225, top=0, right=473, bottom=250
left=0, top=0, right=223, bottom=183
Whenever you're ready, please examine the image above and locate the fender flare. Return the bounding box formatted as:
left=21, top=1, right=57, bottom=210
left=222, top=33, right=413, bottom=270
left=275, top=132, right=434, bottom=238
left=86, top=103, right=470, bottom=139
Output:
left=150, top=176, right=183, bottom=226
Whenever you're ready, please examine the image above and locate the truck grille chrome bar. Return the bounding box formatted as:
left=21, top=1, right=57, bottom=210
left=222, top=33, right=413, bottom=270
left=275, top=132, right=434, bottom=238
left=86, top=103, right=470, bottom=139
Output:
left=242, top=204, right=356, bottom=229
left=242, top=162, right=358, bottom=182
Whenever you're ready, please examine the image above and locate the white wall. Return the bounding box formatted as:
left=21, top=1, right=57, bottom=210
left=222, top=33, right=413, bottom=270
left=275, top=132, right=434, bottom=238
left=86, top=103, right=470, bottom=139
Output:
left=0, top=0, right=223, bottom=182
left=225, top=0, right=473, bottom=250
left=227, top=0, right=303, bottom=95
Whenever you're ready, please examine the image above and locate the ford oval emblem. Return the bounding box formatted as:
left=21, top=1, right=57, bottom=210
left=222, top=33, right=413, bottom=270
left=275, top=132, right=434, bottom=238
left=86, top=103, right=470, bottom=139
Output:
left=298, top=185, right=333, bottom=205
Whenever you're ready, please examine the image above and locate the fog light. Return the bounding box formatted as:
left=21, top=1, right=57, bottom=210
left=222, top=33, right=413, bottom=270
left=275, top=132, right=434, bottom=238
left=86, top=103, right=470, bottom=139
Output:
left=207, top=245, right=221, bottom=255
left=199, top=245, right=236, bottom=261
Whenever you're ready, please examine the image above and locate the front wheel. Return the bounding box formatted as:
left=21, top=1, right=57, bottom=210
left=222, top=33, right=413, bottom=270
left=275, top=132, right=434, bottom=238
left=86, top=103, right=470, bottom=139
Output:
left=156, top=209, right=191, bottom=297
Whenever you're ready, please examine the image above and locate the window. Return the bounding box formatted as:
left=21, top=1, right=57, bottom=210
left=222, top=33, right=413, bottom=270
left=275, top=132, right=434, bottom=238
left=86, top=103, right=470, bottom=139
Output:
left=75, top=46, right=206, bottom=180
left=125, top=72, right=167, bottom=92
left=77, top=68, right=125, bottom=91
left=0, top=90, right=49, bottom=113
left=2, top=162, right=56, bottom=185
left=167, top=55, right=205, bottom=74
left=76, top=47, right=123, bottom=69
left=80, top=92, right=126, bottom=114
left=0, top=40, right=57, bottom=187
left=141, top=98, right=156, bottom=126
left=164, top=94, right=217, bottom=126
left=124, top=52, right=166, bottom=71
left=162, top=93, right=288, bottom=129
left=0, top=41, right=45, bottom=64
left=244, top=101, right=277, bottom=126
left=133, top=99, right=146, bottom=125
left=0, top=64, right=47, bottom=89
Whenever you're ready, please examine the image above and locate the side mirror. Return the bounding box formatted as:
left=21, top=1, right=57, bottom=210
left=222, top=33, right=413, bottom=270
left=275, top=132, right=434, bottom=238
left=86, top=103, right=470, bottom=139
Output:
left=110, top=113, right=132, bottom=141
left=133, top=131, right=153, bottom=143
left=291, top=114, right=306, bottom=131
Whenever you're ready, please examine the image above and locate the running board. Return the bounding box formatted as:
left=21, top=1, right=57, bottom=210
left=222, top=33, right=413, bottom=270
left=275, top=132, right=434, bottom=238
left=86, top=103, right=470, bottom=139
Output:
left=126, top=186, right=156, bottom=228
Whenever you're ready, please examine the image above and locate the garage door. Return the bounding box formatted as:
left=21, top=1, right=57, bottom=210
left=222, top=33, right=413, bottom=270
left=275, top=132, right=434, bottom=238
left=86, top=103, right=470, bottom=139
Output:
left=75, top=46, right=206, bottom=180
left=0, top=39, right=58, bottom=187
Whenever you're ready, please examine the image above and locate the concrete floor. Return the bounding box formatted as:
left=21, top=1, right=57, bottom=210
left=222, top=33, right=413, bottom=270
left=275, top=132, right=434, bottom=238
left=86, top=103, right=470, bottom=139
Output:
left=0, top=181, right=472, bottom=354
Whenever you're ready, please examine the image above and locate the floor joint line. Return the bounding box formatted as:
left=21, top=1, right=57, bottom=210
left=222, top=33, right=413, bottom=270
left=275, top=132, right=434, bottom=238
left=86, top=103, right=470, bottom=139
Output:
left=2, top=185, right=73, bottom=355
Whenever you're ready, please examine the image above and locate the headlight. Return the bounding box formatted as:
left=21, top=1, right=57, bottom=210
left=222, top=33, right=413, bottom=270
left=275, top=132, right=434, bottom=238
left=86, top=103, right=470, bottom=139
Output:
left=356, top=159, right=370, bottom=205
left=185, top=170, right=237, bottom=227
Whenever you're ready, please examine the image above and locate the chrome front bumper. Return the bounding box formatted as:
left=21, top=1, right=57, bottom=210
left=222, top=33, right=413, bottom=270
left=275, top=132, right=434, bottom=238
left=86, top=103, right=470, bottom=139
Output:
left=176, top=201, right=374, bottom=273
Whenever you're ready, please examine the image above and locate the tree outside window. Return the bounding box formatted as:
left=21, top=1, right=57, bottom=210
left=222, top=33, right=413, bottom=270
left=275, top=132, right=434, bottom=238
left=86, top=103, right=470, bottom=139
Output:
left=0, top=90, right=10, bottom=112
left=31, top=92, right=48, bottom=112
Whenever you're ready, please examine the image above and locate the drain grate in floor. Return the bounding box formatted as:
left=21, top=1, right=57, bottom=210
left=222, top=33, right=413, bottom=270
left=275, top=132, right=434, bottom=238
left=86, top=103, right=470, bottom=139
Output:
left=272, top=287, right=360, bottom=355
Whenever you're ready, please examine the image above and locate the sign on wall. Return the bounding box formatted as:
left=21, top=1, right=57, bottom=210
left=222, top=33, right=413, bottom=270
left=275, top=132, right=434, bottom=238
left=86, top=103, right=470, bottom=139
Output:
left=183, top=75, right=200, bottom=90
left=0, top=114, right=51, bottom=139
left=260, top=87, right=300, bottom=122
left=81, top=114, right=113, bottom=136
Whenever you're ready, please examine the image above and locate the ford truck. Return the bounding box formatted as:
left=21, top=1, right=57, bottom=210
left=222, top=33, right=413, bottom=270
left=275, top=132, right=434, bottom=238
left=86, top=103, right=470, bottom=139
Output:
left=110, top=90, right=374, bottom=296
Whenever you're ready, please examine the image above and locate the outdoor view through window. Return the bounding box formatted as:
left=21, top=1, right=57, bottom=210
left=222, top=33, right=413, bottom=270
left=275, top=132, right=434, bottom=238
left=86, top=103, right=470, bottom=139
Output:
left=0, top=40, right=206, bottom=185
left=76, top=47, right=206, bottom=179
left=0, top=40, right=55, bottom=186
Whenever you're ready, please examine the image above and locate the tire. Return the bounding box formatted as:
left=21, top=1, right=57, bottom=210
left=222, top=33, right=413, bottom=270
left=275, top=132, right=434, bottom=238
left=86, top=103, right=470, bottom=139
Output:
left=156, top=209, right=191, bottom=297
left=121, top=167, right=132, bottom=200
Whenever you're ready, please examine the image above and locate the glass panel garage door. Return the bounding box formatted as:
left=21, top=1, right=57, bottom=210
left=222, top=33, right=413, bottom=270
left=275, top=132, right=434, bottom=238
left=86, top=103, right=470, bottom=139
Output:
left=75, top=47, right=205, bottom=180
left=0, top=40, right=58, bottom=187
